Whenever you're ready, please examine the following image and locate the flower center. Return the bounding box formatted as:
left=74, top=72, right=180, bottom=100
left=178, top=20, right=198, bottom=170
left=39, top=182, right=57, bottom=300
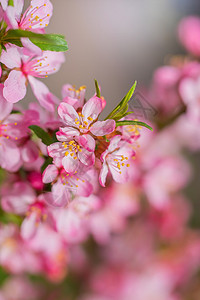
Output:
left=109, top=154, right=130, bottom=174
left=62, top=140, right=82, bottom=160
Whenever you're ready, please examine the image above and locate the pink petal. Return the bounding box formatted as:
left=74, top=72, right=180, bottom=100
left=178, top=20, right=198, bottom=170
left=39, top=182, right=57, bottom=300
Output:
left=39, top=51, right=65, bottom=74
left=99, top=163, right=109, bottom=187
left=3, top=70, right=27, bottom=103
left=0, top=84, right=13, bottom=120
left=1, top=182, right=35, bottom=214
left=13, top=0, right=24, bottom=19
left=0, top=0, right=8, bottom=10
left=78, top=149, right=95, bottom=167
left=179, top=16, right=200, bottom=57
left=62, top=96, right=79, bottom=109
left=21, top=213, right=37, bottom=240
left=62, top=84, right=86, bottom=109
left=25, top=0, right=53, bottom=30
left=58, top=102, right=79, bottom=125
left=42, top=164, right=58, bottom=184
left=0, top=46, right=21, bottom=68
left=21, top=140, right=39, bottom=163
left=62, top=155, right=79, bottom=173
left=90, top=119, right=115, bottom=136
left=109, top=162, right=129, bottom=184
left=28, top=76, right=58, bottom=111
left=62, top=84, right=73, bottom=98
left=179, top=77, right=200, bottom=106
left=76, top=178, right=93, bottom=197
left=107, top=135, right=122, bottom=152
left=82, top=96, right=102, bottom=124
left=78, top=134, right=95, bottom=152
left=47, top=142, right=63, bottom=158
left=4, top=5, right=18, bottom=28
left=56, top=127, right=80, bottom=141
left=0, top=139, right=21, bottom=172
left=21, top=38, right=43, bottom=56
left=51, top=181, right=71, bottom=207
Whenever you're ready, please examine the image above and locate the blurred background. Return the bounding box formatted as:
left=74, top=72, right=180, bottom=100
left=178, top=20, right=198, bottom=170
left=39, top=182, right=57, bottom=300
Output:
left=25, top=0, right=200, bottom=115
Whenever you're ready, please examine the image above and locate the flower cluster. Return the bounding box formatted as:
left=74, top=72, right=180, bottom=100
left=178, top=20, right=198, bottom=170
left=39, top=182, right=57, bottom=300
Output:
left=1, top=1, right=200, bottom=300
left=0, top=0, right=151, bottom=281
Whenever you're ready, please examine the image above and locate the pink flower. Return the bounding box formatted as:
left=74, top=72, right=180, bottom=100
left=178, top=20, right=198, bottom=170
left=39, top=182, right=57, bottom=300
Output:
left=178, top=16, right=200, bottom=57
left=57, top=97, right=115, bottom=138
left=0, top=46, right=64, bottom=110
left=149, top=66, right=182, bottom=116
left=88, top=183, right=139, bottom=244
left=179, top=75, right=200, bottom=123
left=47, top=137, right=95, bottom=174
left=49, top=98, right=115, bottom=172
left=28, top=224, right=68, bottom=281
left=28, top=101, right=62, bottom=130
left=143, top=156, right=191, bottom=209
left=61, top=84, right=107, bottom=110
left=27, top=171, right=44, bottom=190
left=99, top=136, right=135, bottom=187
left=42, top=164, right=93, bottom=206
left=0, top=94, right=42, bottom=171
left=1, top=182, right=36, bottom=215
left=0, top=276, right=41, bottom=300
left=53, top=194, right=100, bottom=243
left=5, top=0, right=53, bottom=31
left=0, top=224, right=42, bottom=274
left=61, top=84, right=86, bottom=110
left=0, top=0, right=8, bottom=10
left=0, top=85, right=21, bottom=171
left=21, top=195, right=53, bottom=240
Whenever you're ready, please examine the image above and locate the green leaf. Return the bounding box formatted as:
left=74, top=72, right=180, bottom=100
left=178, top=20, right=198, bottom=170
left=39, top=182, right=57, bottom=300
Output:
left=8, top=0, right=14, bottom=6
left=1, top=44, right=6, bottom=51
left=30, top=34, right=68, bottom=52
left=29, top=125, right=53, bottom=146
left=94, top=79, right=101, bottom=98
left=0, top=207, right=22, bottom=226
left=105, top=81, right=137, bottom=120
left=115, top=120, right=153, bottom=131
left=110, top=103, right=129, bottom=121
left=0, top=267, right=9, bottom=286
left=103, top=136, right=110, bottom=142
left=4, top=39, right=23, bottom=47
left=11, top=110, right=22, bottom=114
left=3, top=30, right=68, bottom=52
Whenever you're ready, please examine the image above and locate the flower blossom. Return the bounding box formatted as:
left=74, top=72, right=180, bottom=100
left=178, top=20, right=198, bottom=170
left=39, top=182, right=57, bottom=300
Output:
left=0, top=46, right=64, bottom=110
left=179, top=74, right=200, bottom=123
left=0, top=85, right=24, bottom=171
left=99, top=135, right=135, bottom=187
left=5, top=0, right=53, bottom=31
left=48, top=98, right=115, bottom=173
left=61, top=84, right=86, bottom=110
left=43, top=164, right=93, bottom=207
left=178, top=16, right=200, bottom=57
left=57, top=98, right=115, bottom=138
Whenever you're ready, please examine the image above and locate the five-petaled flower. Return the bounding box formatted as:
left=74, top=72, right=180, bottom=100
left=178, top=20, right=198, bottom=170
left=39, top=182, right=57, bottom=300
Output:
left=47, top=97, right=115, bottom=174
left=99, top=135, right=135, bottom=187
left=0, top=46, right=65, bottom=110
